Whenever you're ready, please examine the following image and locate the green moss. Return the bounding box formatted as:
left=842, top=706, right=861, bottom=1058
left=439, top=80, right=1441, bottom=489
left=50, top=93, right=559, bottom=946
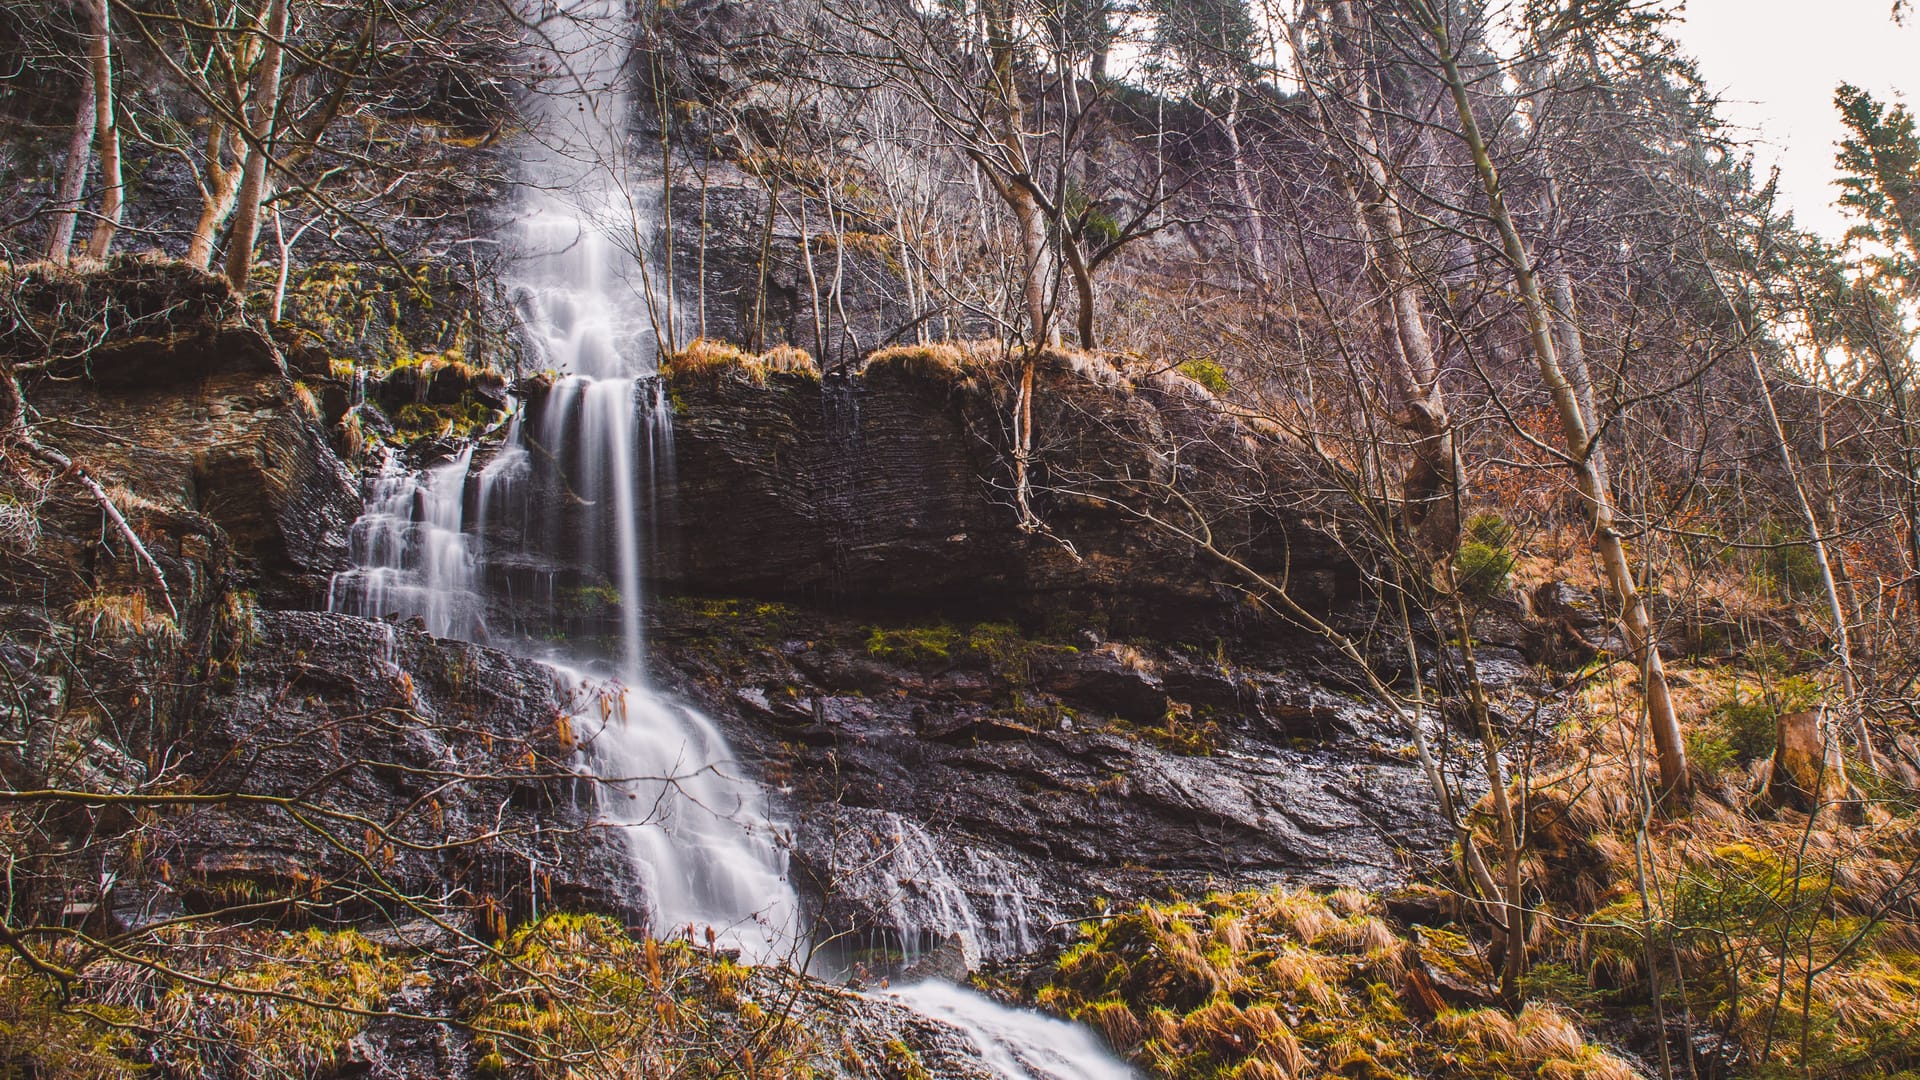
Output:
left=277, top=260, right=501, bottom=377
left=387, top=390, right=501, bottom=444
left=1176, top=358, right=1232, bottom=397
left=881, top=1037, right=932, bottom=1080
left=0, top=955, right=139, bottom=1079
left=866, top=623, right=961, bottom=664
left=1036, top=888, right=1631, bottom=1080
left=563, top=583, right=623, bottom=613
left=469, top=914, right=822, bottom=1079
left=863, top=619, right=1076, bottom=694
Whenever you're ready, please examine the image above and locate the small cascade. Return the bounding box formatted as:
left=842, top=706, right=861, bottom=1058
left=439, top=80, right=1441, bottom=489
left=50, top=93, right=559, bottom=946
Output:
left=328, top=447, right=488, bottom=641
left=524, top=375, right=661, bottom=673
left=557, top=666, right=797, bottom=958
left=881, top=982, right=1137, bottom=1080
left=825, top=811, right=1042, bottom=971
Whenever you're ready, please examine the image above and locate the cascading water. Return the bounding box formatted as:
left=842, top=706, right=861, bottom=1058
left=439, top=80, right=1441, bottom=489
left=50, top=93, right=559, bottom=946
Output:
left=326, top=0, right=1132, bottom=1073
left=328, top=446, right=487, bottom=641
left=883, top=982, right=1138, bottom=1080
left=333, top=0, right=797, bottom=961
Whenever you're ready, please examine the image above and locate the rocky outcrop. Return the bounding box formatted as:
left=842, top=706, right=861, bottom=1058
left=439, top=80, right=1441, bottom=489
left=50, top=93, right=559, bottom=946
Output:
left=5, top=261, right=360, bottom=610
left=149, top=610, right=640, bottom=928
left=0, top=264, right=632, bottom=941
left=475, top=350, right=1362, bottom=651
left=644, top=599, right=1454, bottom=970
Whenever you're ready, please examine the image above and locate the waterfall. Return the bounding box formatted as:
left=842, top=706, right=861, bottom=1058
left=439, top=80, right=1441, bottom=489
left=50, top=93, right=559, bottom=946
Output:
left=324, top=0, right=1133, bottom=1074
left=328, top=446, right=486, bottom=641
left=332, top=0, right=797, bottom=963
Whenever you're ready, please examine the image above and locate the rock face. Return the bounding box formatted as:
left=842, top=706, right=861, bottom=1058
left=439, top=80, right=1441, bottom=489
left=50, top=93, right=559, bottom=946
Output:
left=157, top=609, right=641, bottom=927
left=643, top=600, right=1455, bottom=970
left=4, top=261, right=361, bottom=611
left=475, top=351, right=1362, bottom=654
left=0, top=263, right=628, bottom=939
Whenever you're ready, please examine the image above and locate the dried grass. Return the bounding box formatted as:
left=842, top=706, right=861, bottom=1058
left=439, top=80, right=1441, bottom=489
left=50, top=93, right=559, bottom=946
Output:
left=70, top=591, right=180, bottom=646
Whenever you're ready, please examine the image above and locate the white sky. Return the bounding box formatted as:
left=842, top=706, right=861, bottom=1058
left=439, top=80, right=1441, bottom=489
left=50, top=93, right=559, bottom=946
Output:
left=1667, top=0, right=1919, bottom=239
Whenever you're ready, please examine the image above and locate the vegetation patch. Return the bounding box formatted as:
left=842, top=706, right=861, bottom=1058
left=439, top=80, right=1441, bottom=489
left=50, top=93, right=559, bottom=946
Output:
left=1454, top=512, right=1519, bottom=601
left=664, top=339, right=820, bottom=386
left=864, top=619, right=1072, bottom=686
left=1036, top=887, right=1637, bottom=1080
left=1176, top=358, right=1232, bottom=397
left=277, top=260, right=499, bottom=375
left=468, top=913, right=821, bottom=1079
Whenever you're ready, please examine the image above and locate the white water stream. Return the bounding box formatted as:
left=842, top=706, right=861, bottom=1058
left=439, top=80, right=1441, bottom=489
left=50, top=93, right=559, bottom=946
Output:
left=327, top=0, right=1132, bottom=1074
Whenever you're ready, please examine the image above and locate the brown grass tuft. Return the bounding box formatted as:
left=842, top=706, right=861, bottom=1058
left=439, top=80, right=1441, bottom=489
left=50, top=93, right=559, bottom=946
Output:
left=757, top=344, right=819, bottom=376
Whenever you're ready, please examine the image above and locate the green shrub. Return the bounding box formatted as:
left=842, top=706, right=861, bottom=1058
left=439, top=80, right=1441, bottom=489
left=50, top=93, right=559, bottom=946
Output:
left=1687, top=726, right=1740, bottom=779
left=1464, top=511, right=1516, bottom=548
left=1708, top=675, right=1821, bottom=764
left=1750, top=518, right=1825, bottom=598
left=1454, top=512, right=1518, bottom=601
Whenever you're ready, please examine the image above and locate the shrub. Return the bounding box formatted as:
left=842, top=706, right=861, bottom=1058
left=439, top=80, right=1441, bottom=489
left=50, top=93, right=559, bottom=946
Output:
left=1751, top=518, right=1825, bottom=598
left=1707, top=675, right=1821, bottom=764
left=1464, top=511, right=1516, bottom=548
left=1454, top=512, right=1519, bottom=601
left=470, top=914, right=822, bottom=1079
left=863, top=342, right=971, bottom=381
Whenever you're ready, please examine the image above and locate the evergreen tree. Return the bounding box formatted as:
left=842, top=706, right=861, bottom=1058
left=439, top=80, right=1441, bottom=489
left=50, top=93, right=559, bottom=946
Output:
left=1837, top=82, right=1920, bottom=295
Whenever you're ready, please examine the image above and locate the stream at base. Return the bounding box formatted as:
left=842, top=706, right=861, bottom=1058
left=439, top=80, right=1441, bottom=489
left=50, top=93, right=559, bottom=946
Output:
left=327, top=0, right=1133, bottom=1075
left=883, top=982, right=1138, bottom=1080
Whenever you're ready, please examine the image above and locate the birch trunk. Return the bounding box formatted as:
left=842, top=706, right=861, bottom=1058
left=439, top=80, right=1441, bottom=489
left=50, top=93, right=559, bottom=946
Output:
left=42, top=49, right=96, bottom=261
left=82, top=0, right=121, bottom=259
left=185, top=124, right=245, bottom=269
left=1421, top=6, right=1690, bottom=797
left=224, top=0, right=290, bottom=290
left=1312, top=2, right=1459, bottom=552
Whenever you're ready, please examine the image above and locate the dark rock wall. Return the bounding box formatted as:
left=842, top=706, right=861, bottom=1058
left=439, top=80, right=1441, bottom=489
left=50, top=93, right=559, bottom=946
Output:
left=0, top=266, right=630, bottom=942
left=479, top=353, right=1360, bottom=653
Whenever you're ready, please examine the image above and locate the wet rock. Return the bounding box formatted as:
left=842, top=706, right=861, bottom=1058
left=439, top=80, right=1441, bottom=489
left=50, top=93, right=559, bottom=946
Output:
left=0, top=258, right=279, bottom=387
left=26, top=345, right=360, bottom=609
left=1038, top=647, right=1171, bottom=723
left=903, top=934, right=975, bottom=983
left=150, top=611, right=641, bottom=930
left=651, top=606, right=1454, bottom=956
left=482, top=350, right=1361, bottom=646
left=375, top=362, right=510, bottom=413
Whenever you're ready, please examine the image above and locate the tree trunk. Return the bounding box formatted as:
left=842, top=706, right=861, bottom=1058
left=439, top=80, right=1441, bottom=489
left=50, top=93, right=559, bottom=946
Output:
left=1744, top=346, right=1871, bottom=762
left=1061, top=227, right=1097, bottom=348
left=1222, top=87, right=1268, bottom=286
left=983, top=0, right=1054, bottom=349
left=224, top=0, right=291, bottom=290
left=1311, top=3, right=1459, bottom=553
left=42, top=45, right=97, bottom=261
left=1422, top=6, right=1690, bottom=798
left=186, top=124, right=245, bottom=269
left=82, top=0, right=120, bottom=259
